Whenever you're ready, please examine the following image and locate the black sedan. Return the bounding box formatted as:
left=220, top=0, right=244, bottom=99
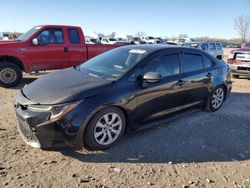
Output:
left=14, top=45, right=232, bottom=150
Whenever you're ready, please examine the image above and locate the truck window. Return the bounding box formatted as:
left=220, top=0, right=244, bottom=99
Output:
left=215, top=43, right=222, bottom=50
left=36, top=29, right=64, bottom=45
left=68, top=29, right=80, bottom=44
left=200, top=43, right=208, bottom=50
left=208, top=43, right=216, bottom=51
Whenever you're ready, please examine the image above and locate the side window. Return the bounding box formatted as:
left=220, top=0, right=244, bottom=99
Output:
left=208, top=43, right=216, bottom=51
left=36, top=29, right=64, bottom=45
left=215, top=43, right=222, bottom=50
left=200, top=43, right=208, bottom=51
left=37, top=30, right=50, bottom=45
left=182, top=53, right=203, bottom=72
left=203, top=55, right=213, bottom=68
left=68, top=29, right=80, bottom=44
left=53, top=29, right=64, bottom=44
left=143, top=54, right=180, bottom=77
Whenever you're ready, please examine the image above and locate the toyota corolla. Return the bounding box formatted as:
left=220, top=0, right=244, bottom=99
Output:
left=14, top=45, right=232, bottom=150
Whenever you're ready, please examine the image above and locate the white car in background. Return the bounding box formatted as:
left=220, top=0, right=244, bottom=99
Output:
left=0, top=32, right=9, bottom=40
left=148, top=36, right=157, bottom=44
left=100, top=37, right=118, bottom=44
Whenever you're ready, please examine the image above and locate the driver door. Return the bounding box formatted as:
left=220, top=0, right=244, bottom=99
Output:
left=136, top=51, right=186, bottom=124
left=27, top=28, right=70, bottom=71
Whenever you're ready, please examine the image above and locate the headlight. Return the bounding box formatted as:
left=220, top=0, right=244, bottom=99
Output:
left=27, top=101, right=82, bottom=121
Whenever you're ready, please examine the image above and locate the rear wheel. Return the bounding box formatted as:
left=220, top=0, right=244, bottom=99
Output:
left=0, top=62, right=22, bottom=88
left=205, top=85, right=225, bottom=112
left=83, top=107, right=126, bottom=150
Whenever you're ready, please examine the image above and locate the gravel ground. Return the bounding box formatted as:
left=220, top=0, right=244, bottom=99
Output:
left=0, top=72, right=250, bottom=188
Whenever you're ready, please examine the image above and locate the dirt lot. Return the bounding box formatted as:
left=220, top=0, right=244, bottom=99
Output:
left=1, top=67, right=250, bottom=187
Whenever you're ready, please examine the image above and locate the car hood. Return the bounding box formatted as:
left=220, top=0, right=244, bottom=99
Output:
left=22, top=68, right=113, bottom=105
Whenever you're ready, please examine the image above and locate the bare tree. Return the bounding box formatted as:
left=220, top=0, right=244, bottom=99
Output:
left=234, top=15, right=250, bottom=44
left=135, top=31, right=147, bottom=38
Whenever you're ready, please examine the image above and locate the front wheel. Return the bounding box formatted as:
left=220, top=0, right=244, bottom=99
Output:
left=0, top=62, right=22, bottom=88
left=205, top=85, right=225, bottom=112
left=83, top=107, right=126, bottom=150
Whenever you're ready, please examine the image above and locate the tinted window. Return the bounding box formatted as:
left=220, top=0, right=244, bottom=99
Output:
left=200, top=43, right=208, bottom=50
left=36, top=29, right=64, bottom=45
left=182, top=53, right=203, bottom=72
left=208, top=43, right=216, bottom=50
left=203, top=55, right=213, bottom=68
left=68, top=29, right=80, bottom=44
left=143, top=54, right=180, bottom=77
left=215, top=43, right=222, bottom=50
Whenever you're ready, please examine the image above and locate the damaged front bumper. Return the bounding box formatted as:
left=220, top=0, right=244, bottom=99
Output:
left=14, top=90, right=86, bottom=150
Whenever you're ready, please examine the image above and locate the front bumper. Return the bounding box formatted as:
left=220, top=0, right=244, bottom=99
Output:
left=14, top=91, right=86, bottom=150
left=15, top=104, right=69, bottom=149
left=228, top=62, right=250, bottom=76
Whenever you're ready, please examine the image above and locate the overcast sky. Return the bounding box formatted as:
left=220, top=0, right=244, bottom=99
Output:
left=1, top=0, right=249, bottom=39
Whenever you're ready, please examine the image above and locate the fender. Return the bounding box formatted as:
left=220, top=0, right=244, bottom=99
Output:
left=0, top=50, right=28, bottom=72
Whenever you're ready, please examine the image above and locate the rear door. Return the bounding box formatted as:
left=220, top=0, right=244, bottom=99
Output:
left=67, top=28, right=87, bottom=66
left=136, top=51, right=186, bottom=124
left=180, top=50, right=213, bottom=107
left=27, top=28, right=70, bottom=70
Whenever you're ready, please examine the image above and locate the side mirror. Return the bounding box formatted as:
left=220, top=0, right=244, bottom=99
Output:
left=32, top=38, right=39, bottom=46
left=143, top=72, right=161, bottom=83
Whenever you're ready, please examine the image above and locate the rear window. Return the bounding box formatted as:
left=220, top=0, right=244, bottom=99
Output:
left=68, top=29, right=80, bottom=44
left=182, top=53, right=204, bottom=72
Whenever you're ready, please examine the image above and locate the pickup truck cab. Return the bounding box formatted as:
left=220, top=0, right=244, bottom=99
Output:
left=0, top=25, right=121, bottom=87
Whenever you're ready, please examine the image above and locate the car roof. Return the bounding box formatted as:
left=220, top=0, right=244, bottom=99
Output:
left=119, top=44, right=204, bottom=53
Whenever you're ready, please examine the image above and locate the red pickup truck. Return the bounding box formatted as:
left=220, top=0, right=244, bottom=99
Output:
left=0, top=25, right=121, bottom=87
left=227, top=47, right=250, bottom=78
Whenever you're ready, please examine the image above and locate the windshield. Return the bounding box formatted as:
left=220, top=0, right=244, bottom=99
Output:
left=149, top=37, right=154, bottom=39
left=79, top=48, right=149, bottom=79
left=16, top=26, right=41, bottom=41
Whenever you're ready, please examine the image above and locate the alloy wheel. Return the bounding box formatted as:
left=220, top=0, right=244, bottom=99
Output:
left=94, top=113, right=123, bottom=145
left=211, top=88, right=224, bottom=109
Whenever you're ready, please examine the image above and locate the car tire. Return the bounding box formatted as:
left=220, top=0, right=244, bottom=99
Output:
left=205, top=85, right=225, bottom=112
left=232, top=75, right=239, bottom=79
left=83, top=107, right=126, bottom=150
left=0, top=62, right=22, bottom=88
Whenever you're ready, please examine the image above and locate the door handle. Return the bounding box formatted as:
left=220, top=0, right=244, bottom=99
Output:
left=64, top=47, right=69, bottom=52
left=207, top=72, right=212, bottom=78
left=177, top=80, right=186, bottom=86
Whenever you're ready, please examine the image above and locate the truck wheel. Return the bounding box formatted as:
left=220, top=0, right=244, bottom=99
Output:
left=83, top=107, right=126, bottom=150
left=0, top=62, right=22, bottom=88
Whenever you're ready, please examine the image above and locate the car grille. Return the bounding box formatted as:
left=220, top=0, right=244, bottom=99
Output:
left=238, top=67, right=250, bottom=71
left=16, top=115, right=41, bottom=148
